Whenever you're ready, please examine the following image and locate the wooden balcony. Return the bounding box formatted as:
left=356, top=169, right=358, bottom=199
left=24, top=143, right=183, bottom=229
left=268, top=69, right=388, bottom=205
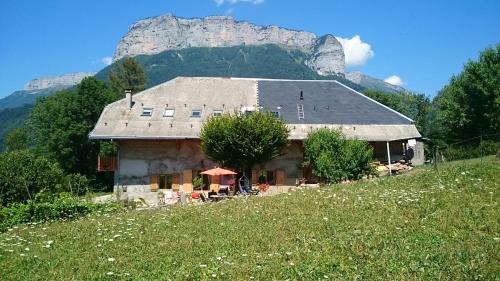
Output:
left=97, top=155, right=117, bottom=171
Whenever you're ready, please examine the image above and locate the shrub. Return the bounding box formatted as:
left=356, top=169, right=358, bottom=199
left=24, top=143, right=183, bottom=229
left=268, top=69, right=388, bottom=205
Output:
left=304, top=128, right=374, bottom=183
left=0, top=150, right=64, bottom=206
left=192, top=176, right=203, bottom=190
left=442, top=140, right=500, bottom=161
left=0, top=193, right=121, bottom=232
left=64, top=173, right=91, bottom=196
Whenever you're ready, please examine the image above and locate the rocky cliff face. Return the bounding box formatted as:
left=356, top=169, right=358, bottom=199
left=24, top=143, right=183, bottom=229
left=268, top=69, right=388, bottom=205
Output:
left=24, top=72, right=95, bottom=91
left=113, top=14, right=345, bottom=75
left=345, top=71, right=405, bottom=94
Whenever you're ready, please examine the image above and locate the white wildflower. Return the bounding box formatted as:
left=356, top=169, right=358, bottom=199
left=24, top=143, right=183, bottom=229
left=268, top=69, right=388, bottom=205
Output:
left=108, top=257, right=115, bottom=262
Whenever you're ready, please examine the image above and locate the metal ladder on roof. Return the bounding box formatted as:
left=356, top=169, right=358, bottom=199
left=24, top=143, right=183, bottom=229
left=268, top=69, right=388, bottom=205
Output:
left=297, top=104, right=304, bottom=120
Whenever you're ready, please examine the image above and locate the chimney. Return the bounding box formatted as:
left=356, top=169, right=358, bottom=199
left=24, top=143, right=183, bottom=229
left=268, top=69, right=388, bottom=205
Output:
left=125, top=89, right=132, bottom=109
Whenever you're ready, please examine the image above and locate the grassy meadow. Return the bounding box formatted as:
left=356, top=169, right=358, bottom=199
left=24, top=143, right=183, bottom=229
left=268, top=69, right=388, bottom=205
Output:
left=1, top=157, right=499, bottom=280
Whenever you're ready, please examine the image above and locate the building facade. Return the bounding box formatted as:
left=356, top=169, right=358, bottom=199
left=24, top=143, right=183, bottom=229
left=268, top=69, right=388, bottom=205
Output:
left=89, top=77, right=423, bottom=202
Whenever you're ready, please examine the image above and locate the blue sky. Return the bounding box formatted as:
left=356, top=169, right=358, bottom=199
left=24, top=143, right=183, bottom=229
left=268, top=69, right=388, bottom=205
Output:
left=0, top=0, right=498, bottom=98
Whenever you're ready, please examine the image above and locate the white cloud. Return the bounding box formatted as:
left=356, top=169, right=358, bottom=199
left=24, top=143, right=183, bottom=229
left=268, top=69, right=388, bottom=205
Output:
left=101, top=56, right=113, bottom=66
left=214, top=0, right=264, bottom=6
left=225, top=8, right=235, bottom=15
left=384, top=75, right=404, bottom=86
left=335, top=35, right=374, bottom=67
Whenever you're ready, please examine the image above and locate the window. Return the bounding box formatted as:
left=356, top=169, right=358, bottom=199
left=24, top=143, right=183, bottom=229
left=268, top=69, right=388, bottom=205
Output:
left=164, top=108, right=175, bottom=117
left=271, top=111, right=280, bottom=118
left=159, top=174, right=173, bottom=189
left=212, top=110, right=223, bottom=117
left=141, top=108, right=153, bottom=116
left=267, top=171, right=276, bottom=185
left=191, top=109, right=202, bottom=117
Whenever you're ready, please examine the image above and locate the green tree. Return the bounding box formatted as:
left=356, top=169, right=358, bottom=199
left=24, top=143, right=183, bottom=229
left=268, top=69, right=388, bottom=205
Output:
left=434, top=45, right=500, bottom=143
left=200, top=111, right=290, bottom=172
left=108, top=57, right=147, bottom=94
left=0, top=150, right=64, bottom=206
left=364, top=89, right=432, bottom=136
left=4, top=127, right=30, bottom=152
left=29, top=77, right=118, bottom=178
left=303, top=128, right=374, bottom=183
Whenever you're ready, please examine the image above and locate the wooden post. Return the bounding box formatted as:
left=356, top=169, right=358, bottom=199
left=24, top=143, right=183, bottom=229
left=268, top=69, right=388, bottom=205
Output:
left=386, top=141, right=392, bottom=176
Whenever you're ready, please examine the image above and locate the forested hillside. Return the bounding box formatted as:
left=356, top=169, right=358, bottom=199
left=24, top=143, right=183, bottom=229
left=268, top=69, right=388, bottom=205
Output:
left=95, top=44, right=365, bottom=92
left=0, top=105, right=32, bottom=150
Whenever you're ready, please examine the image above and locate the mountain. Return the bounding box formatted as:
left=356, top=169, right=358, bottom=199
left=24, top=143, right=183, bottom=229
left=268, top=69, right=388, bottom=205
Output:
left=97, top=44, right=364, bottom=92
left=0, top=14, right=405, bottom=151
left=0, top=105, right=32, bottom=150
left=113, top=13, right=345, bottom=76
left=345, top=71, right=406, bottom=94
left=0, top=72, right=95, bottom=110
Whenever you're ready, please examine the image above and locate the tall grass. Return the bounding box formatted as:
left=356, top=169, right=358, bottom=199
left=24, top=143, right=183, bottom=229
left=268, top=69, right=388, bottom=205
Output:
left=0, top=157, right=498, bottom=280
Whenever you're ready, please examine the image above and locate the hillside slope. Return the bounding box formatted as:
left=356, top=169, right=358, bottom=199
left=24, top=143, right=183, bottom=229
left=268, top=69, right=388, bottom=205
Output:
left=0, top=105, right=32, bottom=150
left=96, top=44, right=364, bottom=91
left=0, top=88, right=63, bottom=110
left=1, top=157, right=498, bottom=279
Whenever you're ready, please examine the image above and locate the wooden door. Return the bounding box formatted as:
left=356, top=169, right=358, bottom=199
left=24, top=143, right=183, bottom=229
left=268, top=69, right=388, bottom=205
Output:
left=251, top=170, right=258, bottom=185
left=276, top=170, right=285, bottom=186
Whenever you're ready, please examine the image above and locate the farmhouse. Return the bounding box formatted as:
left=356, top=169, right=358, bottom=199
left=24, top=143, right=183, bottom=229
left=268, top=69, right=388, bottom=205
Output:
left=89, top=77, right=423, bottom=201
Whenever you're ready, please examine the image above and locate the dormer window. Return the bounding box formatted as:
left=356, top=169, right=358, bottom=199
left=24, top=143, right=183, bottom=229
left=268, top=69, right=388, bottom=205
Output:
left=271, top=111, right=280, bottom=118
left=164, top=108, right=175, bottom=117
left=141, top=108, right=153, bottom=116
left=212, top=110, right=223, bottom=117
left=191, top=109, right=202, bottom=118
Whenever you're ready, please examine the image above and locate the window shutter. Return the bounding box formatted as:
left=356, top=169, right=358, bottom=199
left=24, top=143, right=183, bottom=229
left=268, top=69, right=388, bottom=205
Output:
left=172, top=174, right=180, bottom=191
left=210, top=175, right=220, bottom=192
left=183, top=169, right=193, bottom=193
left=150, top=175, right=159, bottom=192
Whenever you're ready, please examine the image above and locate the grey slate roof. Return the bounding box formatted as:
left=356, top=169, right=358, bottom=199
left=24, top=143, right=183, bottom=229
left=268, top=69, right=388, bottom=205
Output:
left=257, top=79, right=413, bottom=125
left=89, top=77, right=421, bottom=142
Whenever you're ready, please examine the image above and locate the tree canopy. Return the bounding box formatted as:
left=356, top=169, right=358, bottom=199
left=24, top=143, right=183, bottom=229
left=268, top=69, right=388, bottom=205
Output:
left=108, top=57, right=147, bottom=94
left=28, top=77, right=119, bottom=178
left=4, top=127, right=30, bottom=152
left=434, top=44, right=500, bottom=143
left=200, top=111, right=290, bottom=171
left=364, top=89, right=432, bottom=137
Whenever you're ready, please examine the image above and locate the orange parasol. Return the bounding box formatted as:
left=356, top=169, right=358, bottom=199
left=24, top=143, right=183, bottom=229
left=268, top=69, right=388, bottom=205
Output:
left=200, top=167, right=237, bottom=176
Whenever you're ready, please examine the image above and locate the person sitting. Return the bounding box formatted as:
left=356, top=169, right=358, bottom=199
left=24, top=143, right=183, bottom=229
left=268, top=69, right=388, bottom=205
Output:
left=208, top=189, right=217, bottom=198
